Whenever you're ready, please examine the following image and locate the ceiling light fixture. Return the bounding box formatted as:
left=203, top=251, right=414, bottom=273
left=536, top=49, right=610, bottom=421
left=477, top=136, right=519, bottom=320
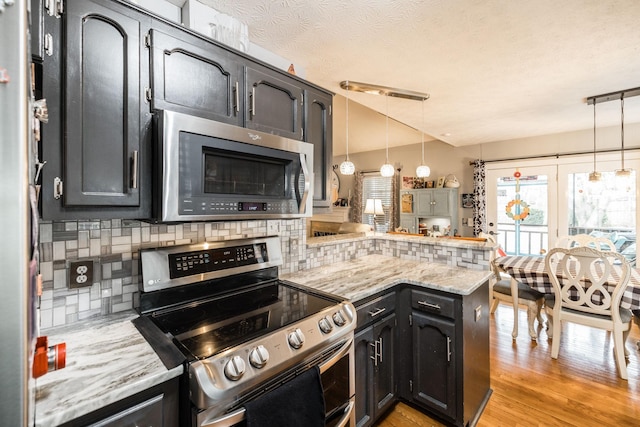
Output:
left=588, top=100, right=601, bottom=182
left=380, top=94, right=395, bottom=177
left=339, top=80, right=355, bottom=175
left=339, top=81, right=429, bottom=101
left=615, top=93, right=632, bottom=178
left=416, top=99, right=431, bottom=178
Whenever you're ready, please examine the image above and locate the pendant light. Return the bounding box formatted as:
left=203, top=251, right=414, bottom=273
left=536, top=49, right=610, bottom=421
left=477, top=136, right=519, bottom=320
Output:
left=415, top=99, right=431, bottom=178
left=339, top=80, right=355, bottom=175
left=588, top=100, right=601, bottom=182
left=380, top=94, right=395, bottom=177
left=615, top=94, right=632, bottom=178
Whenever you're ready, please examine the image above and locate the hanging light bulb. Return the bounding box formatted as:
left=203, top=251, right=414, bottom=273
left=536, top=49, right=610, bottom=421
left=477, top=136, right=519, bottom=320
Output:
left=615, top=94, right=632, bottom=179
left=416, top=99, right=431, bottom=178
left=380, top=94, right=395, bottom=177
left=588, top=100, right=601, bottom=182
left=339, top=80, right=355, bottom=175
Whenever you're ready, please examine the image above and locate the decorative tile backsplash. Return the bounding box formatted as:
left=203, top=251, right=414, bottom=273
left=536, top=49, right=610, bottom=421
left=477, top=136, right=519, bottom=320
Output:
left=38, top=219, right=491, bottom=329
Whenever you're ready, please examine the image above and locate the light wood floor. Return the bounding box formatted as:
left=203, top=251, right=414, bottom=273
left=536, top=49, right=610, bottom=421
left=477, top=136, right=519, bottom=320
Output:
left=377, top=302, right=640, bottom=427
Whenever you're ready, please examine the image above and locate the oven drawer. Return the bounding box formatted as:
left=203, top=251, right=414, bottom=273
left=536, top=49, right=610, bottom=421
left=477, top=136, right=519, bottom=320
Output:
left=355, top=293, right=395, bottom=330
left=411, top=289, right=456, bottom=319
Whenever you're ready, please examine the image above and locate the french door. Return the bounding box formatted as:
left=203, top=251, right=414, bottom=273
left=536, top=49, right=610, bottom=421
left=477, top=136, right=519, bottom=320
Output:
left=486, top=165, right=557, bottom=256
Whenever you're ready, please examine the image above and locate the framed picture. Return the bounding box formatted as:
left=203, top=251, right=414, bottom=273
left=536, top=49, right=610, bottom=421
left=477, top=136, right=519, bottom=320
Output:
left=461, top=193, right=474, bottom=208
left=436, top=176, right=445, bottom=188
left=402, top=176, right=415, bottom=189
left=426, top=180, right=435, bottom=188
left=413, top=178, right=425, bottom=189
left=401, top=193, right=413, bottom=213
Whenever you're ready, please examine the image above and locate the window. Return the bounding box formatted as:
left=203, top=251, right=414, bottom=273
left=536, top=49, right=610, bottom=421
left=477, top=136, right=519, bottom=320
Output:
left=362, top=176, right=393, bottom=232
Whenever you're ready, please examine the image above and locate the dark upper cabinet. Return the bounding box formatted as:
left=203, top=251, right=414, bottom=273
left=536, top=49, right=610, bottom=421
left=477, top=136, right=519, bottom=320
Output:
left=64, top=0, right=142, bottom=207
left=304, top=87, right=333, bottom=208
left=149, top=28, right=243, bottom=127
left=40, top=0, right=152, bottom=219
left=245, top=64, right=303, bottom=140
left=30, top=0, right=44, bottom=61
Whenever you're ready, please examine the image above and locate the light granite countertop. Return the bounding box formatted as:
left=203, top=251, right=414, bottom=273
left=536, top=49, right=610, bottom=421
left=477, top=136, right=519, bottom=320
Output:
left=306, top=231, right=496, bottom=251
left=281, top=254, right=493, bottom=302
left=34, top=311, right=183, bottom=427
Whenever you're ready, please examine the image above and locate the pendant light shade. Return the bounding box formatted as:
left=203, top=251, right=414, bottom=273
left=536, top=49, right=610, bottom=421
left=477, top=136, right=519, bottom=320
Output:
left=615, top=94, right=632, bottom=178
left=339, top=80, right=355, bottom=175
left=588, top=101, right=601, bottom=182
left=415, top=99, right=431, bottom=178
left=380, top=94, right=395, bottom=177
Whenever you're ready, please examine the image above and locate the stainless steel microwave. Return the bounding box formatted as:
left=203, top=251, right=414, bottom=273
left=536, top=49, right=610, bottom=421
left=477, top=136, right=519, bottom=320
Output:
left=153, top=110, right=313, bottom=222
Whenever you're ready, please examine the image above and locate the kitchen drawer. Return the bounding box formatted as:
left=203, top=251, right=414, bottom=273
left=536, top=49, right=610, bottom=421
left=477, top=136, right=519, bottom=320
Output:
left=356, top=292, right=395, bottom=330
left=411, top=289, right=456, bottom=320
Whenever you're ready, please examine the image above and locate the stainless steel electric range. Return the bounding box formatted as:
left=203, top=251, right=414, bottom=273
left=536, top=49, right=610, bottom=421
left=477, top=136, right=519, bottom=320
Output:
left=134, top=236, right=356, bottom=427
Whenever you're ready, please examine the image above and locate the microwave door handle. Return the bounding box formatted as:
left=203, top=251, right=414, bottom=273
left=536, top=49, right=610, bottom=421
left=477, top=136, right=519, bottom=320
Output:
left=296, top=152, right=310, bottom=214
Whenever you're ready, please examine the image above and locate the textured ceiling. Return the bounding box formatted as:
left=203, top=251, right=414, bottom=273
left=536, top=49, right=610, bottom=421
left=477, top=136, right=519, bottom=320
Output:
left=166, top=0, right=640, bottom=154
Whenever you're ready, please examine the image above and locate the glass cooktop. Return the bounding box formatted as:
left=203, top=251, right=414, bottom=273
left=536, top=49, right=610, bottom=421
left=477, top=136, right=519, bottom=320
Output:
left=149, top=281, right=335, bottom=361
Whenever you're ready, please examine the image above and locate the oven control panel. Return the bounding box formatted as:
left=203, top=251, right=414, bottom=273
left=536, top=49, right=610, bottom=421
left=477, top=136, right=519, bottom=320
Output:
left=168, top=243, right=268, bottom=278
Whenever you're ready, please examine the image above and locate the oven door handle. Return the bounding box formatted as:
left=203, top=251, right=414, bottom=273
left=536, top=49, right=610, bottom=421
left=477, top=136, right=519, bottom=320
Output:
left=199, top=338, right=354, bottom=427
left=319, top=337, right=353, bottom=374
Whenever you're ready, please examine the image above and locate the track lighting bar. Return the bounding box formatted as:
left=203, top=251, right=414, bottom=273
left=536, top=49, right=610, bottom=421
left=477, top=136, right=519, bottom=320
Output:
left=586, top=86, right=640, bottom=104
left=339, top=81, right=430, bottom=101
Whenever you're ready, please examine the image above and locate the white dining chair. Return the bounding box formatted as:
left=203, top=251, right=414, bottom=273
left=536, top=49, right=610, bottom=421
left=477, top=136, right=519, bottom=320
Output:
left=544, top=246, right=633, bottom=380
left=482, top=233, right=544, bottom=340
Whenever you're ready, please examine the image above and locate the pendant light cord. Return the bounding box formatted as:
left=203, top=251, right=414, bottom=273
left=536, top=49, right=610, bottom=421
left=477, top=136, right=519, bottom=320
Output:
left=421, top=100, right=425, bottom=163
left=345, top=80, right=350, bottom=160
left=593, top=101, right=597, bottom=171
left=385, top=94, right=389, bottom=162
left=621, top=94, right=625, bottom=170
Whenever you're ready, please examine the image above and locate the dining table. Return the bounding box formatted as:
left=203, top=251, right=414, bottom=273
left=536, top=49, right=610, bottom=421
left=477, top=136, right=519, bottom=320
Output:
left=494, top=255, right=640, bottom=311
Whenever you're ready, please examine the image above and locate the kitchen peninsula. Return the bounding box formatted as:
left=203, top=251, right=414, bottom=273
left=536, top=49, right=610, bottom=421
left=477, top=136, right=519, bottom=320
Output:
left=35, top=235, right=493, bottom=427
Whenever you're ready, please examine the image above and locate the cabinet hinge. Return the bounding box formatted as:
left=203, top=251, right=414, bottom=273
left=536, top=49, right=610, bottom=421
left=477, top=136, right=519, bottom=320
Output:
left=45, top=0, right=63, bottom=18
left=144, top=32, right=151, bottom=48
left=301, top=127, right=304, bottom=140
left=409, top=380, right=413, bottom=392
left=44, top=33, right=53, bottom=57
left=409, top=314, right=412, bottom=326
left=329, top=105, right=332, bottom=116
left=53, top=177, right=63, bottom=200
left=144, top=87, right=152, bottom=102
left=301, top=93, right=304, bottom=105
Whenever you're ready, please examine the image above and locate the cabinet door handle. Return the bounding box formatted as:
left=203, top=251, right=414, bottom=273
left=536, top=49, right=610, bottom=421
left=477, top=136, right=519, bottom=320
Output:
left=367, top=307, right=386, bottom=318
left=234, top=81, right=240, bottom=114
left=446, top=336, right=452, bottom=362
left=130, top=150, right=138, bottom=189
left=378, top=337, right=383, bottom=363
left=369, top=342, right=378, bottom=366
left=417, top=300, right=441, bottom=310
left=250, top=86, right=256, bottom=118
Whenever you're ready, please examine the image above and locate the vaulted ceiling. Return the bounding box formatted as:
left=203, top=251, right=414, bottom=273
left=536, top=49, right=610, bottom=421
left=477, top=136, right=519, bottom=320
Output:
left=165, top=0, right=640, bottom=155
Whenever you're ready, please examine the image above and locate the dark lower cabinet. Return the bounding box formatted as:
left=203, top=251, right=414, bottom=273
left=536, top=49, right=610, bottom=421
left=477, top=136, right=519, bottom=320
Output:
left=59, top=377, right=179, bottom=427
left=412, top=311, right=457, bottom=420
left=353, top=283, right=491, bottom=427
left=408, top=284, right=491, bottom=427
left=354, top=293, right=397, bottom=427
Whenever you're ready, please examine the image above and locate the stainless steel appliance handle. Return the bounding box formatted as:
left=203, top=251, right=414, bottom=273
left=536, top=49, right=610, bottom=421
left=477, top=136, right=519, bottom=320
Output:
left=320, top=337, right=353, bottom=374
left=335, top=400, right=355, bottom=427
left=200, top=337, right=354, bottom=427
left=295, top=152, right=310, bottom=215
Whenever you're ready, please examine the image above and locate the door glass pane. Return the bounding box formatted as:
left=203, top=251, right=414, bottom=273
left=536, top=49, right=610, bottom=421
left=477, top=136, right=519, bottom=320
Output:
left=567, top=171, right=636, bottom=265
left=496, top=174, right=549, bottom=255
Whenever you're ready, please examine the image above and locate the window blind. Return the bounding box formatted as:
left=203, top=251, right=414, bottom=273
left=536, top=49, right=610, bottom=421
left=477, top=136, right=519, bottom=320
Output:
left=362, top=176, right=393, bottom=232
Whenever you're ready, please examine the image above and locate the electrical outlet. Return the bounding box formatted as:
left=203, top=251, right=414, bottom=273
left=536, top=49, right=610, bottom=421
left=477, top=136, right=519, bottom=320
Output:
left=69, top=260, right=93, bottom=288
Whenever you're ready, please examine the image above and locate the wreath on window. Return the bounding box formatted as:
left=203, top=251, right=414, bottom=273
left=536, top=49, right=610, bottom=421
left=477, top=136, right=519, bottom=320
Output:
left=505, top=199, right=530, bottom=221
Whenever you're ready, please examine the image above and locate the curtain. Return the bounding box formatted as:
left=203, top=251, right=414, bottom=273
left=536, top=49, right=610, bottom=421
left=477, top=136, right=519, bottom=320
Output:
left=390, top=174, right=399, bottom=230
left=473, top=160, right=486, bottom=236
left=350, top=172, right=364, bottom=223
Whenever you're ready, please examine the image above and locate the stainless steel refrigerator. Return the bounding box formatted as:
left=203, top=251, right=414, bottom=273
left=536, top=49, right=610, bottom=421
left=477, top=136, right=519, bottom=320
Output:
left=1, top=1, right=36, bottom=425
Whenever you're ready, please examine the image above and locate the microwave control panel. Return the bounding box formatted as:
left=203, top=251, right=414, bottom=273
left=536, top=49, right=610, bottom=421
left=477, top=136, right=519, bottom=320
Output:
left=179, top=199, right=298, bottom=215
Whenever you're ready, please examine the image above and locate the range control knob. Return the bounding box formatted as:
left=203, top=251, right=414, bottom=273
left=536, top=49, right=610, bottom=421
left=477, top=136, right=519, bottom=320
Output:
left=249, top=345, right=270, bottom=369
left=223, top=356, right=246, bottom=381
left=332, top=310, right=347, bottom=327
left=288, top=328, right=305, bottom=349
left=318, top=316, right=333, bottom=334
